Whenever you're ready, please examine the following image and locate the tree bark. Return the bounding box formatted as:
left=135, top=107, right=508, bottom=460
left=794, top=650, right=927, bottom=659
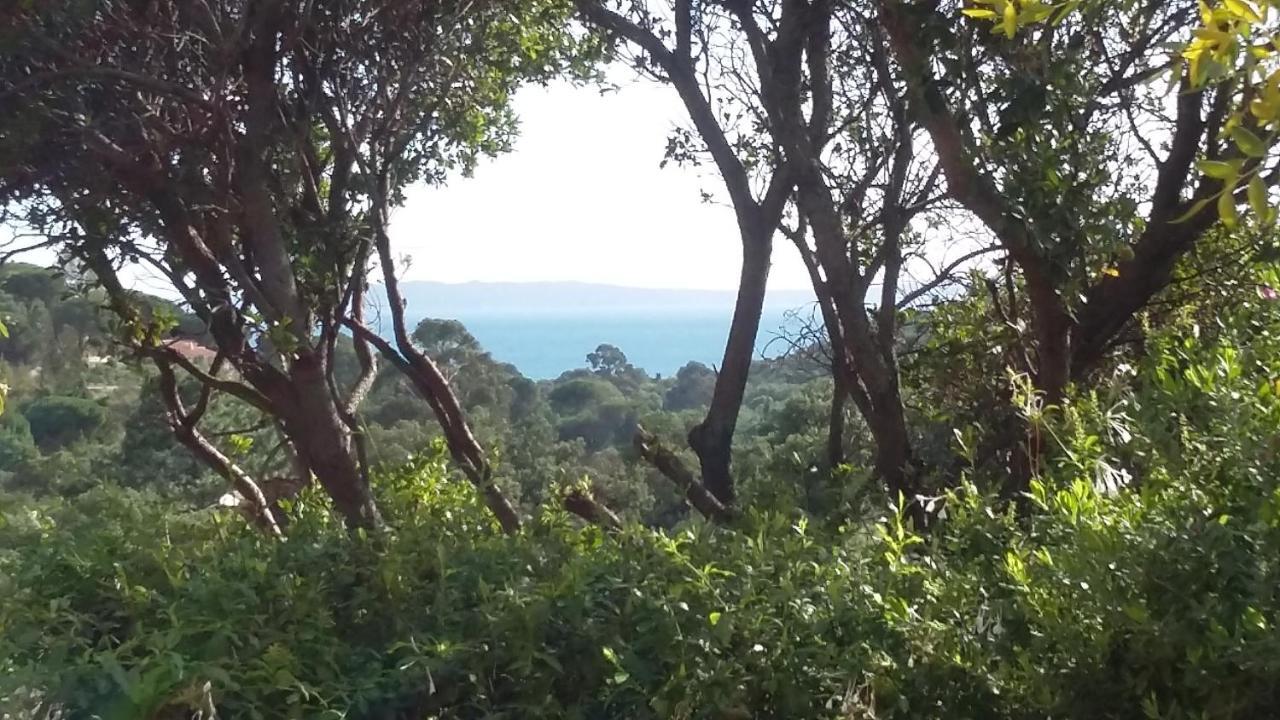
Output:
left=635, top=427, right=735, bottom=524
left=826, top=370, right=847, bottom=473
left=562, top=488, right=623, bottom=532
left=283, top=351, right=384, bottom=530
left=688, top=229, right=771, bottom=504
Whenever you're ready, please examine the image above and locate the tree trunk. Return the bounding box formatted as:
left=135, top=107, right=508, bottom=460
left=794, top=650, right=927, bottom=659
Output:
left=826, top=370, right=847, bottom=473
left=838, top=304, right=926, bottom=527
left=1006, top=294, right=1073, bottom=497
left=688, top=229, right=772, bottom=505
left=284, top=351, right=384, bottom=530
left=1030, top=290, right=1072, bottom=405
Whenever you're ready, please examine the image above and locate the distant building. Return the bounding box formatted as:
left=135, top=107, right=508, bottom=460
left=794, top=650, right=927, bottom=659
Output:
left=164, top=338, right=218, bottom=365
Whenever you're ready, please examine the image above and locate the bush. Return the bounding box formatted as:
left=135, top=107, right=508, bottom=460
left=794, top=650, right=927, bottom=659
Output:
left=23, top=395, right=106, bottom=451
left=0, top=412, right=37, bottom=473
left=0, top=461, right=900, bottom=719
left=5, top=427, right=1280, bottom=718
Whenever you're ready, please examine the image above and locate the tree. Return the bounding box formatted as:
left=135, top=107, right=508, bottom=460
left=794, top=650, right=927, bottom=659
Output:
left=663, top=361, right=716, bottom=412
left=0, top=412, right=38, bottom=473
left=587, top=343, right=632, bottom=377
left=0, top=0, right=585, bottom=532
left=874, top=0, right=1275, bottom=490
left=578, top=0, right=985, bottom=525
left=576, top=0, right=795, bottom=510
left=413, top=318, right=484, bottom=376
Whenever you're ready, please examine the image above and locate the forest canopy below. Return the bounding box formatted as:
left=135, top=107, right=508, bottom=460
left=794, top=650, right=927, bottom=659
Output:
left=3, top=0, right=1280, bottom=718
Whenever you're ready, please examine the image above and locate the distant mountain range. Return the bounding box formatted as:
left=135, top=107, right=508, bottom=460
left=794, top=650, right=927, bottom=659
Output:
left=392, top=281, right=816, bottom=317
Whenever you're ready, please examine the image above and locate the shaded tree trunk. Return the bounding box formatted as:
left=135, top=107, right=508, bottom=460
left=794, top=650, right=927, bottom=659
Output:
left=689, top=229, right=772, bottom=505
left=827, top=370, right=847, bottom=473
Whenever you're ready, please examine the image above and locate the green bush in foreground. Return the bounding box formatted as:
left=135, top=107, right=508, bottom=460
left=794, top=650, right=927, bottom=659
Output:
left=3, top=462, right=1279, bottom=717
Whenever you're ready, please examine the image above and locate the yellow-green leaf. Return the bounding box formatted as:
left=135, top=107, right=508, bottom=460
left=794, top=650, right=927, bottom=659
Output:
left=961, top=8, right=998, bottom=20
left=1249, top=173, right=1270, bottom=220
left=1051, top=0, right=1081, bottom=25
left=1172, top=195, right=1215, bottom=224
left=1002, top=1, right=1017, bottom=38
left=1219, top=186, right=1240, bottom=227
left=1224, top=0, right=1262, bottom=24
left=1197, top=160, right=1238, bottom=179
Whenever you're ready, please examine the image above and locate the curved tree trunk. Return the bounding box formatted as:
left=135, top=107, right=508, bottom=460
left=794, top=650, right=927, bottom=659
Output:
left=689, top=230, right=772, bottom=505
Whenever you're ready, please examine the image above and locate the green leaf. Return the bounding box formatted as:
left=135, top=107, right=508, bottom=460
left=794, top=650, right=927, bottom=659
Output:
left=1124, top=604, right=1150, bottom=623
left=1231, top=127, right=1268, bottom=158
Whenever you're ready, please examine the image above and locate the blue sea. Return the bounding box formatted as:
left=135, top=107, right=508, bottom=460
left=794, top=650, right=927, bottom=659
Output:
left=449, top=308, right=799, bottom=380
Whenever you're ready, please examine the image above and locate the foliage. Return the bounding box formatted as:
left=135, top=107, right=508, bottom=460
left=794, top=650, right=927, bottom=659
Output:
left=664, top=362, right=717, bottom=412
left=0, top=412, right=36, bottom=473
left=21, top=395, right=106, bottom=451
left=963, top=0, right=1280, bottom=227
left=7, top=328, right=1280, bottom=718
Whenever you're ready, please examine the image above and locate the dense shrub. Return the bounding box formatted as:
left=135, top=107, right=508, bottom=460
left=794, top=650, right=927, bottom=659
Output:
left=4, top=391, right=1280, bottom=720
left=22, top=395, right=106, bottom=451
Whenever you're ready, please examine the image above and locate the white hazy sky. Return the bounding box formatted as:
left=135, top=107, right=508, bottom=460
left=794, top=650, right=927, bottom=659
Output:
left=389, top=78, right=814, bottom=291
left=7, top=77, right=983, bottom=297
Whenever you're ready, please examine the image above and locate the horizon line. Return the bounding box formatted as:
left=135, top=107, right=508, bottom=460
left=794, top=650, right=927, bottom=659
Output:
left=392, top=278, right=817, bottom=293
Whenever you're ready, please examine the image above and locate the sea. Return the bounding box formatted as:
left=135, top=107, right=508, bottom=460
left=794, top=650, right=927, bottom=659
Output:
left=445, top=307, right=801, bottom=380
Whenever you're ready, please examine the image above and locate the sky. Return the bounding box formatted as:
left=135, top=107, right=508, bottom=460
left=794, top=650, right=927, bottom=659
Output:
left=4, top=76, right=983, bottom=298
left=389, top=78, right=816, bottom=292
